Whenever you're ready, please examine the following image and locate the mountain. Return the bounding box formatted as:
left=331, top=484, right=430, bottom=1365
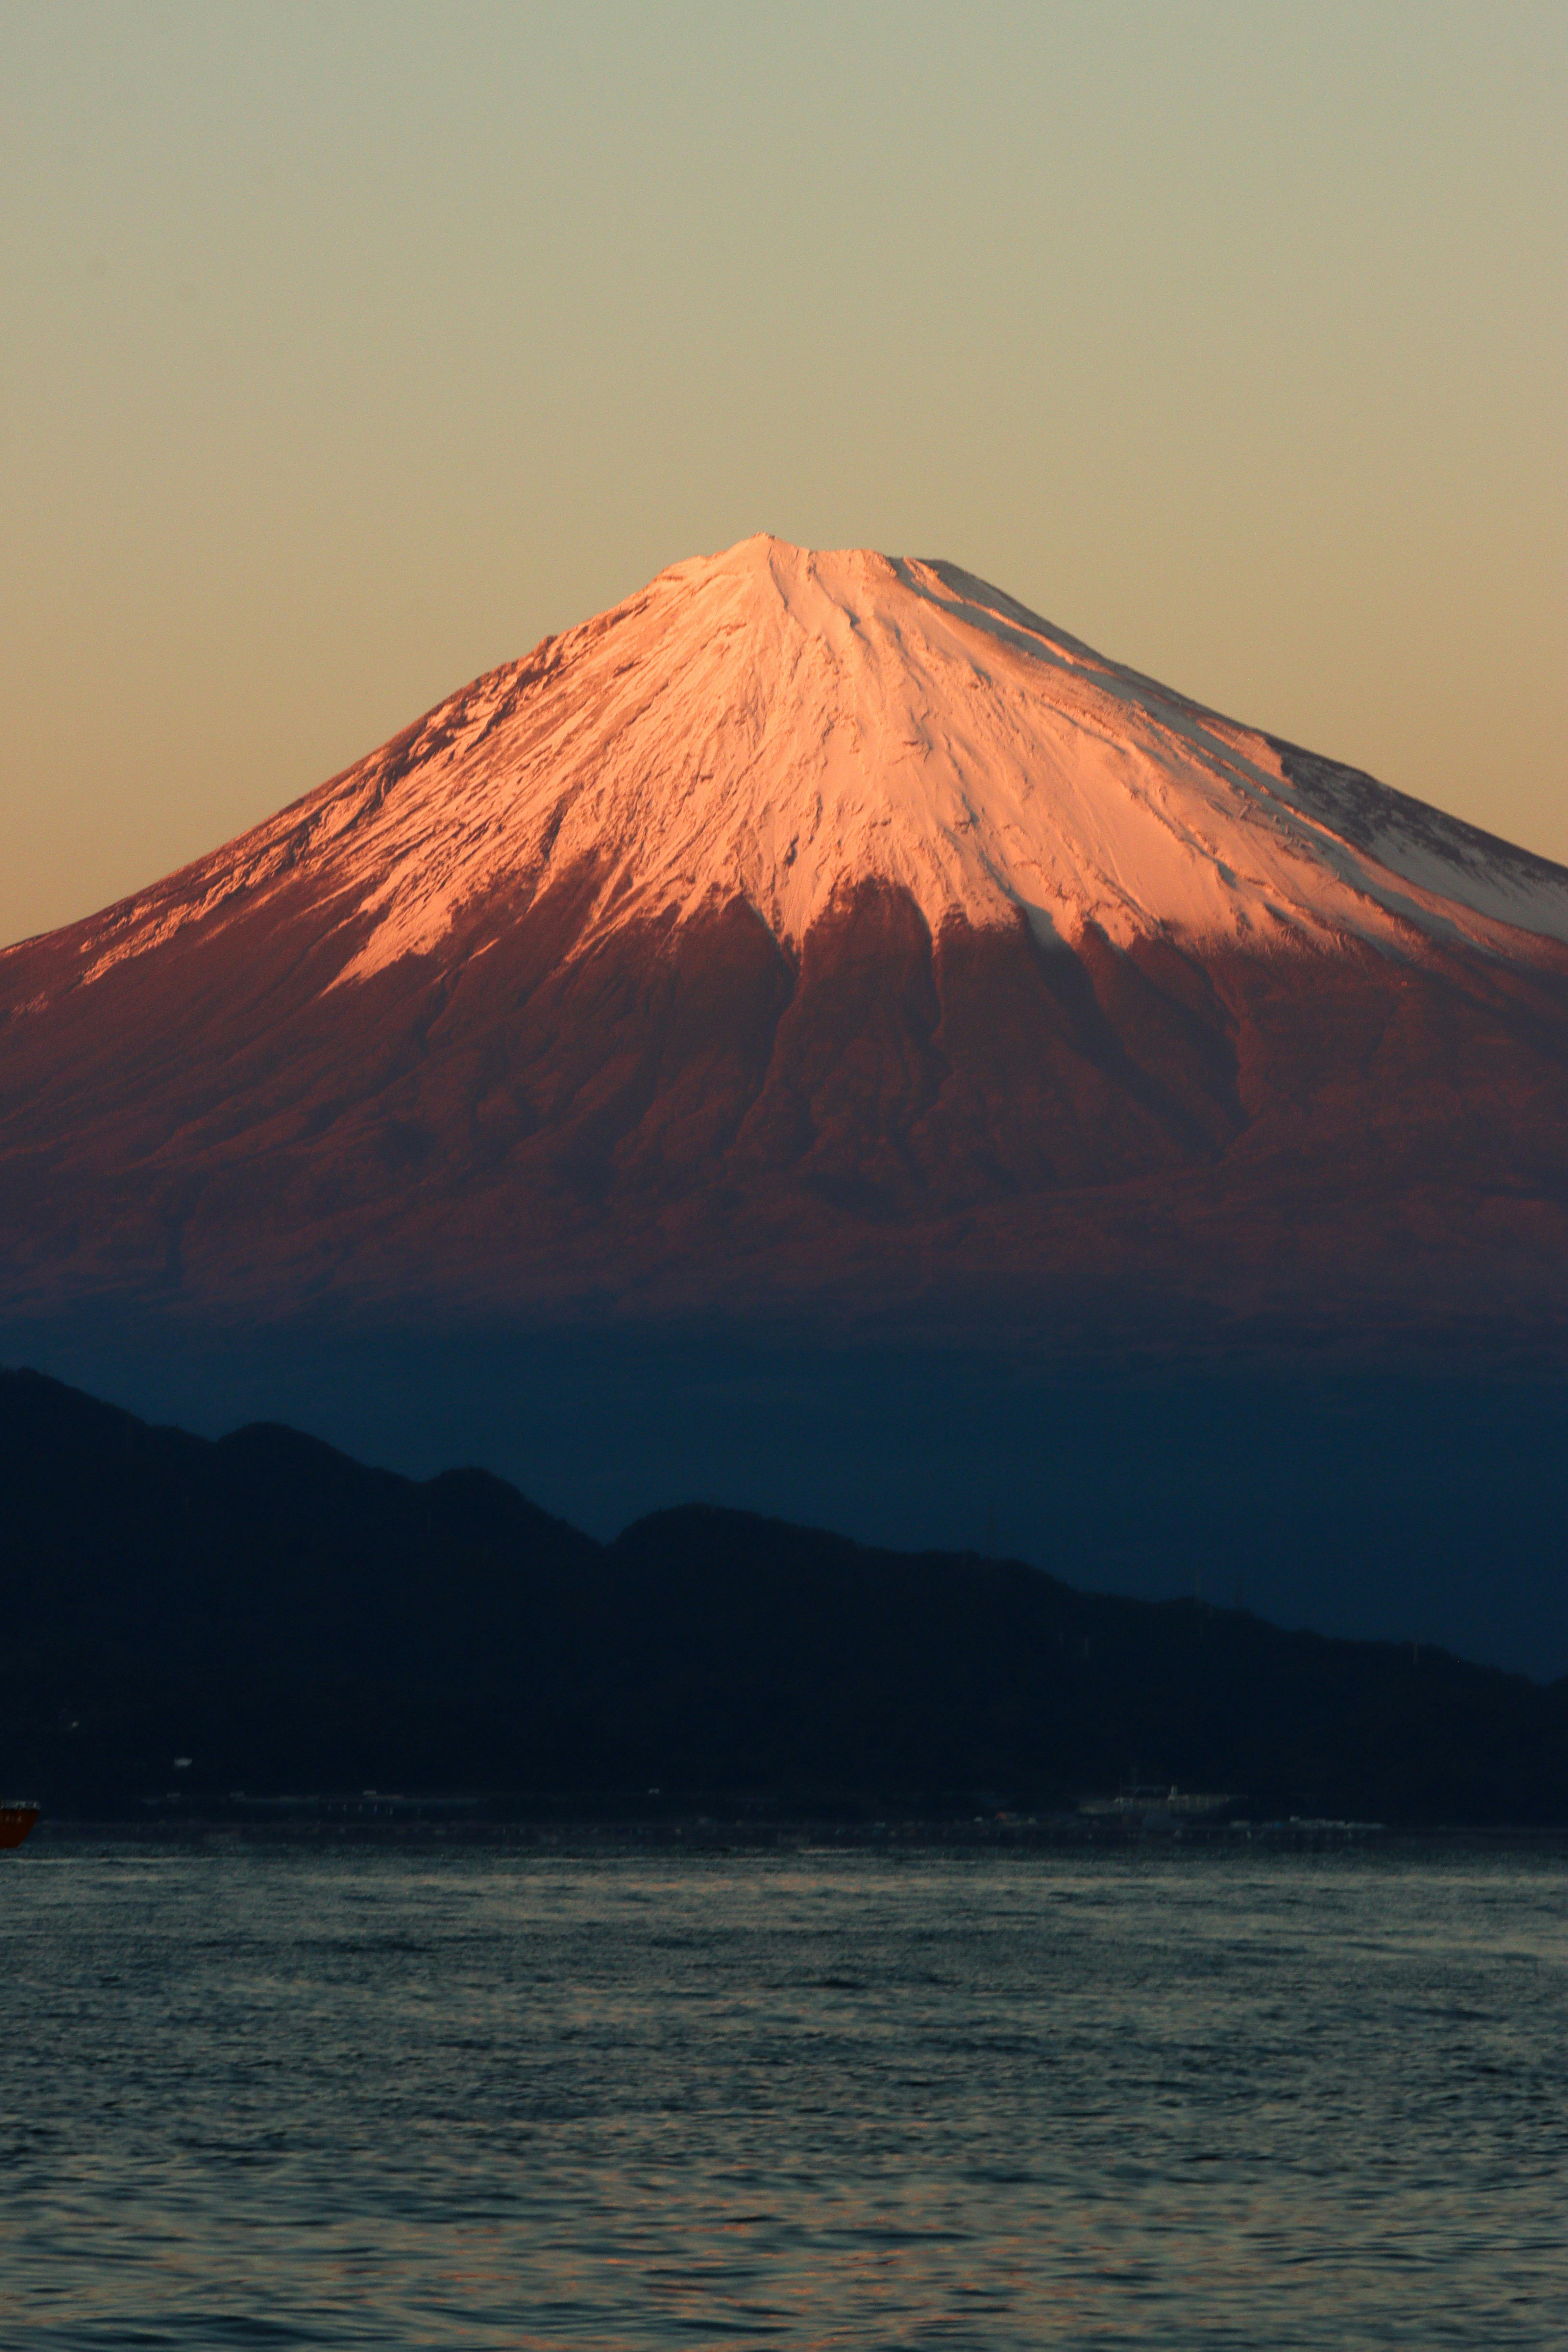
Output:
left=3, top=535, right=1567, bottom=1341
left=3, top=538, right=1566, bottom=1673
left=5, top=1368, right=1567, bottom=1826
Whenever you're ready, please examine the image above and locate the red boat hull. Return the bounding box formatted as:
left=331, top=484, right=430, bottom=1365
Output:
left=0, top=1806, right=39, bottom=1850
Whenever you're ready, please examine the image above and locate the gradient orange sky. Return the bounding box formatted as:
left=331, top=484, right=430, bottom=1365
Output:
left=4, top=0, right=1564, bottom=949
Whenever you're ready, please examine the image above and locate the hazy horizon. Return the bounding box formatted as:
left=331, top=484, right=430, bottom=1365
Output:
left=4, top=0, right=1564, bottom=949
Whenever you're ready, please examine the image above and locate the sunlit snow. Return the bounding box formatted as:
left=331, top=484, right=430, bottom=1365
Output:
left=29, top=536, right=1568, bottom=997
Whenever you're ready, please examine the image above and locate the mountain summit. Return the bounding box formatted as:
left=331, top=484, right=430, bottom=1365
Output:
left=38, top=534, right=1568, bottom=993
left=4, top=536, right=1568, bottom=1348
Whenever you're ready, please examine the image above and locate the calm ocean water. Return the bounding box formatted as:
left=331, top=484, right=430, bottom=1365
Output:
left=1, top=1839, right=1564, bottom=2347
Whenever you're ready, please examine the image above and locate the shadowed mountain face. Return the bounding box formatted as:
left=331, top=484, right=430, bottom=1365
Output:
left=4, top=858, right=1568, bottom=1343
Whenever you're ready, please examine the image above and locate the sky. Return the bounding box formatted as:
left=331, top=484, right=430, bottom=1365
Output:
left=3, top=0, right=1564, bottom=949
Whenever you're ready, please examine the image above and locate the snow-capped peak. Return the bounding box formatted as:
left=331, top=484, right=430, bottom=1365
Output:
left=33, top=535, right=1568, bottom=994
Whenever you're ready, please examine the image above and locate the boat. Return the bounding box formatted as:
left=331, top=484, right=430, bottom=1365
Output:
left=1079, top=1785, right=1235, bottom=1822
left=0, top=1803, right=40, bottom=1851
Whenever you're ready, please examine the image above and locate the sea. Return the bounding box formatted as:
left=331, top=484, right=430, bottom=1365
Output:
left=2, top=1836, right=1565, bottom=2348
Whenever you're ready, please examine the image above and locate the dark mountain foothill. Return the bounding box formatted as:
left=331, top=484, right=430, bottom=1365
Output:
left=4, top=1368, right=1566, bottom=1828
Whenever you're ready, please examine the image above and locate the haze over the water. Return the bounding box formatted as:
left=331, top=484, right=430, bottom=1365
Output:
left=3, top=1, right=1564, bottom=950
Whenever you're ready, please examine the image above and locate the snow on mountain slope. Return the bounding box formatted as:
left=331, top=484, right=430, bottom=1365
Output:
left=26, top=535, right=1568, bottom=1007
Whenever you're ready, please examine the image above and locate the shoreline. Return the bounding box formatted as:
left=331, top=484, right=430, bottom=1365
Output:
left=19, top=1813, right=1568, bottom=1859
